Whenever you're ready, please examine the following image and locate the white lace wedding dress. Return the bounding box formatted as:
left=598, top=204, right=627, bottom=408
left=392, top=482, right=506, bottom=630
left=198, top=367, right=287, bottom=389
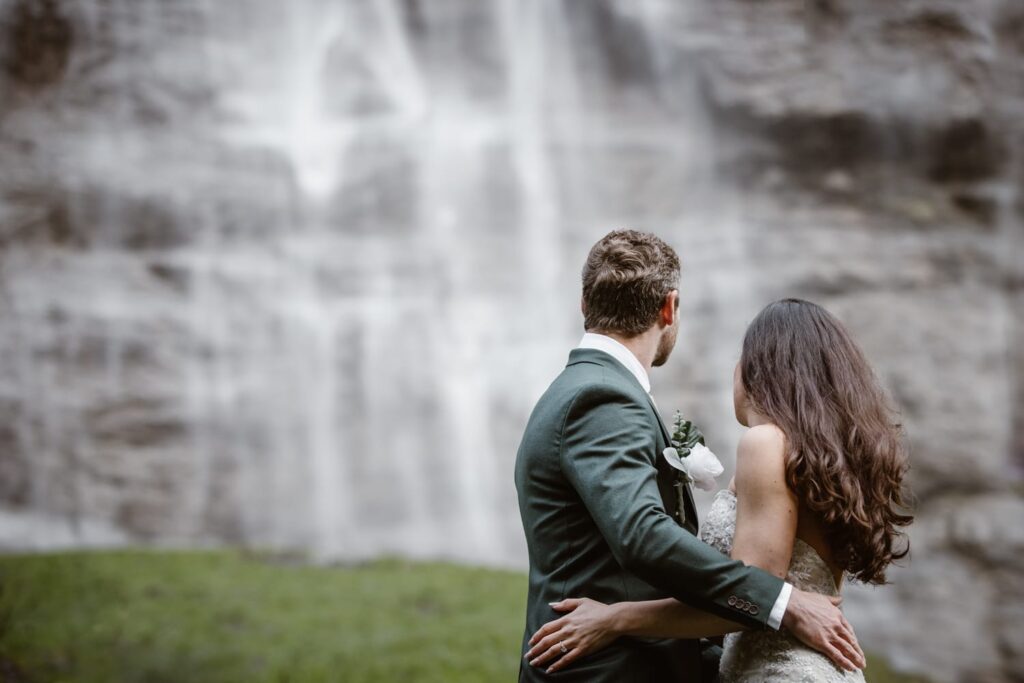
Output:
left=700, top=490, right=865, bottom=682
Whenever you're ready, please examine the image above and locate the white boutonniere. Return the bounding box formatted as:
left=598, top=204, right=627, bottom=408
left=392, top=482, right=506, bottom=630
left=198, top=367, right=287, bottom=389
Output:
left=662, top=412, right=724, bottom=492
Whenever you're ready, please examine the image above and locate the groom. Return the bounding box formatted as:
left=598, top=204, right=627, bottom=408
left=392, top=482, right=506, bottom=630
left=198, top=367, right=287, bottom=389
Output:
left=515, top=230, right=864, bottom=681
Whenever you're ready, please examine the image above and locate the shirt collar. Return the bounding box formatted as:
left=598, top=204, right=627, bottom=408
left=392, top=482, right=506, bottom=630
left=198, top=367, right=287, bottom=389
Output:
left=576, top=332, right=651, bottom=393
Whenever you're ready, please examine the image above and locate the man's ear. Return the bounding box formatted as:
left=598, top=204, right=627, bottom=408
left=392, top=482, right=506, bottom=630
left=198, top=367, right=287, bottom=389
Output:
left=581, top=297, right=587, bottom=316
left=661, top=290, right=679, bottom=327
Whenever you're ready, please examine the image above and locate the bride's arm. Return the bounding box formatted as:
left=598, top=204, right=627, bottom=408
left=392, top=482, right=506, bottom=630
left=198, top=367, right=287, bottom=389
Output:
left=525, top=597, right=743, bottom=672
left=605, top=598, right=741, bottom=638
left=730, top=424, right=797, bottom=579
left=598, top=597, right=742, bottom=638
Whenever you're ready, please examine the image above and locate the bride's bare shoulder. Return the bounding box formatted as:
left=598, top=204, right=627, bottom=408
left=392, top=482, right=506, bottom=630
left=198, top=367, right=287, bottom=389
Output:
left=736, top=424, right=788, bottom=486
left=738, top=424, right=786, bottom=458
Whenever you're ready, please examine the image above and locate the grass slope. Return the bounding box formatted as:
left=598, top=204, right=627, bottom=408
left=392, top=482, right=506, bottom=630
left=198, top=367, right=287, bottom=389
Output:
left=0, top=550, right=924, bottom=682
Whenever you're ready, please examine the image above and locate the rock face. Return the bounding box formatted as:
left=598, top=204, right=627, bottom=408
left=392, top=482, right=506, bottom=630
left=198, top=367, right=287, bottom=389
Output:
left=0, top=1, right=1020, bottom=681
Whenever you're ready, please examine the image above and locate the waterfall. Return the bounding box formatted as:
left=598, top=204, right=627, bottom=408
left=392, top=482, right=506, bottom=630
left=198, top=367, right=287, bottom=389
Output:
left=0, top=0, right=746, bottom=567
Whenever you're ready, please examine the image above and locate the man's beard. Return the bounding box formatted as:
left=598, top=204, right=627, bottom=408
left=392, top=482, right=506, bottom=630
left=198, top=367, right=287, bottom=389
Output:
left=652, top=323, right=678, bottom=367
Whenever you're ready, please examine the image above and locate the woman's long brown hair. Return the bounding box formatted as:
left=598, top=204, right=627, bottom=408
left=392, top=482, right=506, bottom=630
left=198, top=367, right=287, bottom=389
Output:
left=740, top=298, right=912, bottom=584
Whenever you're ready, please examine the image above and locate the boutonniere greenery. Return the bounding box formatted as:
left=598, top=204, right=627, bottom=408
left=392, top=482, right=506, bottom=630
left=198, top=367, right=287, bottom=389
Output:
left=662, top=412, right=724, bottom=492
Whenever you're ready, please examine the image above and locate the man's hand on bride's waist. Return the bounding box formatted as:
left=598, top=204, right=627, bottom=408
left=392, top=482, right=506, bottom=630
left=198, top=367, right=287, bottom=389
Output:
left=782, top=589, right=865, bottom=671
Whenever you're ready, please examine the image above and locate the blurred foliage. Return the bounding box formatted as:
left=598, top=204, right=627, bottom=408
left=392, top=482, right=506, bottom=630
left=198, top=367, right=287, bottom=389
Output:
left=0, top=550, right=926, bottom=682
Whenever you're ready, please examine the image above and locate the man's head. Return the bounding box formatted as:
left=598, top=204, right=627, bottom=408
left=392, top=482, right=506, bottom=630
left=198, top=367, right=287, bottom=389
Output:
left=581, top=230, right=680, bottom=366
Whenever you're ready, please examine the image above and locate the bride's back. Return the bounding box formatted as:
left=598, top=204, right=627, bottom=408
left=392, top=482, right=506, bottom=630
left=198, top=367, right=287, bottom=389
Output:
left=795, top=502, right=845, bottom=590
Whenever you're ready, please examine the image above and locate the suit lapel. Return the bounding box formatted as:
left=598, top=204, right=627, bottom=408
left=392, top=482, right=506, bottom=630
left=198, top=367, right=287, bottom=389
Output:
left=644, top=393, right=672, bottom=445
left=644, top=394, right=699, bottom=535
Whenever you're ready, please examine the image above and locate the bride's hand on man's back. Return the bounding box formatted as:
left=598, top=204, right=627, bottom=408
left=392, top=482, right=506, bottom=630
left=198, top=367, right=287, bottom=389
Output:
left=525, top=598, right=620, bottom=673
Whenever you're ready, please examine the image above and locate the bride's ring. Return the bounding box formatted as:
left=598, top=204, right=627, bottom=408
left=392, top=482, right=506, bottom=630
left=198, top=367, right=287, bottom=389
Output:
left=560, top=641, right=568, bottom=654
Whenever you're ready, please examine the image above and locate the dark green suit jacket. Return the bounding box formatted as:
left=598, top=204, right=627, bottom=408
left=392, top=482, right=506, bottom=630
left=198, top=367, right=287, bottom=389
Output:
left=515, top=348, right=784, bottom=682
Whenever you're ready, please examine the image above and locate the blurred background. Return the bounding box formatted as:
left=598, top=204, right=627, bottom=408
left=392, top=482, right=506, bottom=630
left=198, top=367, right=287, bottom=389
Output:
left=0, top=1, right=1021, bottom=682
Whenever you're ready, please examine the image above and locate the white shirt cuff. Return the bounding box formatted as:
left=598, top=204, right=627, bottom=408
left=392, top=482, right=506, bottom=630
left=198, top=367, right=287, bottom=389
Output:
left=767, top=582, right=793, bottom=630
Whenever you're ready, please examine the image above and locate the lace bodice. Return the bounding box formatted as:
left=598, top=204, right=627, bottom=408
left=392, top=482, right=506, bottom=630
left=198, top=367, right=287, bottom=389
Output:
left=700, top=489, right=865, bottom=682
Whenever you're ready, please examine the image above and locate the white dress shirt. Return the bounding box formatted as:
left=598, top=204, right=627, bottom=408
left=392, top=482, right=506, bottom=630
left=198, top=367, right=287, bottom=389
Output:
left=577, top=332, right=651, bottom=391
left=576, top=332, right=792, bottom=630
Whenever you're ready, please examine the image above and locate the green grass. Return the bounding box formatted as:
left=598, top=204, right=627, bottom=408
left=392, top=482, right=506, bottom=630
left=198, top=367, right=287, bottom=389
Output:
left=0, top=550, right=925, bottom=682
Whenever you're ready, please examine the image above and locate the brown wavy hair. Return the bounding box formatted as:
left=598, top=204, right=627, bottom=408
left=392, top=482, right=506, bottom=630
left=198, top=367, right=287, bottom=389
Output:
left=581, top=230, right=680, bottom=337
left=739, top=298, right=912, bottom=584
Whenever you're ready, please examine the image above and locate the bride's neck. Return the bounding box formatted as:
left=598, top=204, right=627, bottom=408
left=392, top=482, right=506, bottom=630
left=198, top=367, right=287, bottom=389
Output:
left=744, top=408, right=771, bottom=428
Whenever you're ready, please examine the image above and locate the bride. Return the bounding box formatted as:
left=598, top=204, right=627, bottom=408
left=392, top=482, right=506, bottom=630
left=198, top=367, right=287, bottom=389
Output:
left=526, top=298, right=913, bottom=681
